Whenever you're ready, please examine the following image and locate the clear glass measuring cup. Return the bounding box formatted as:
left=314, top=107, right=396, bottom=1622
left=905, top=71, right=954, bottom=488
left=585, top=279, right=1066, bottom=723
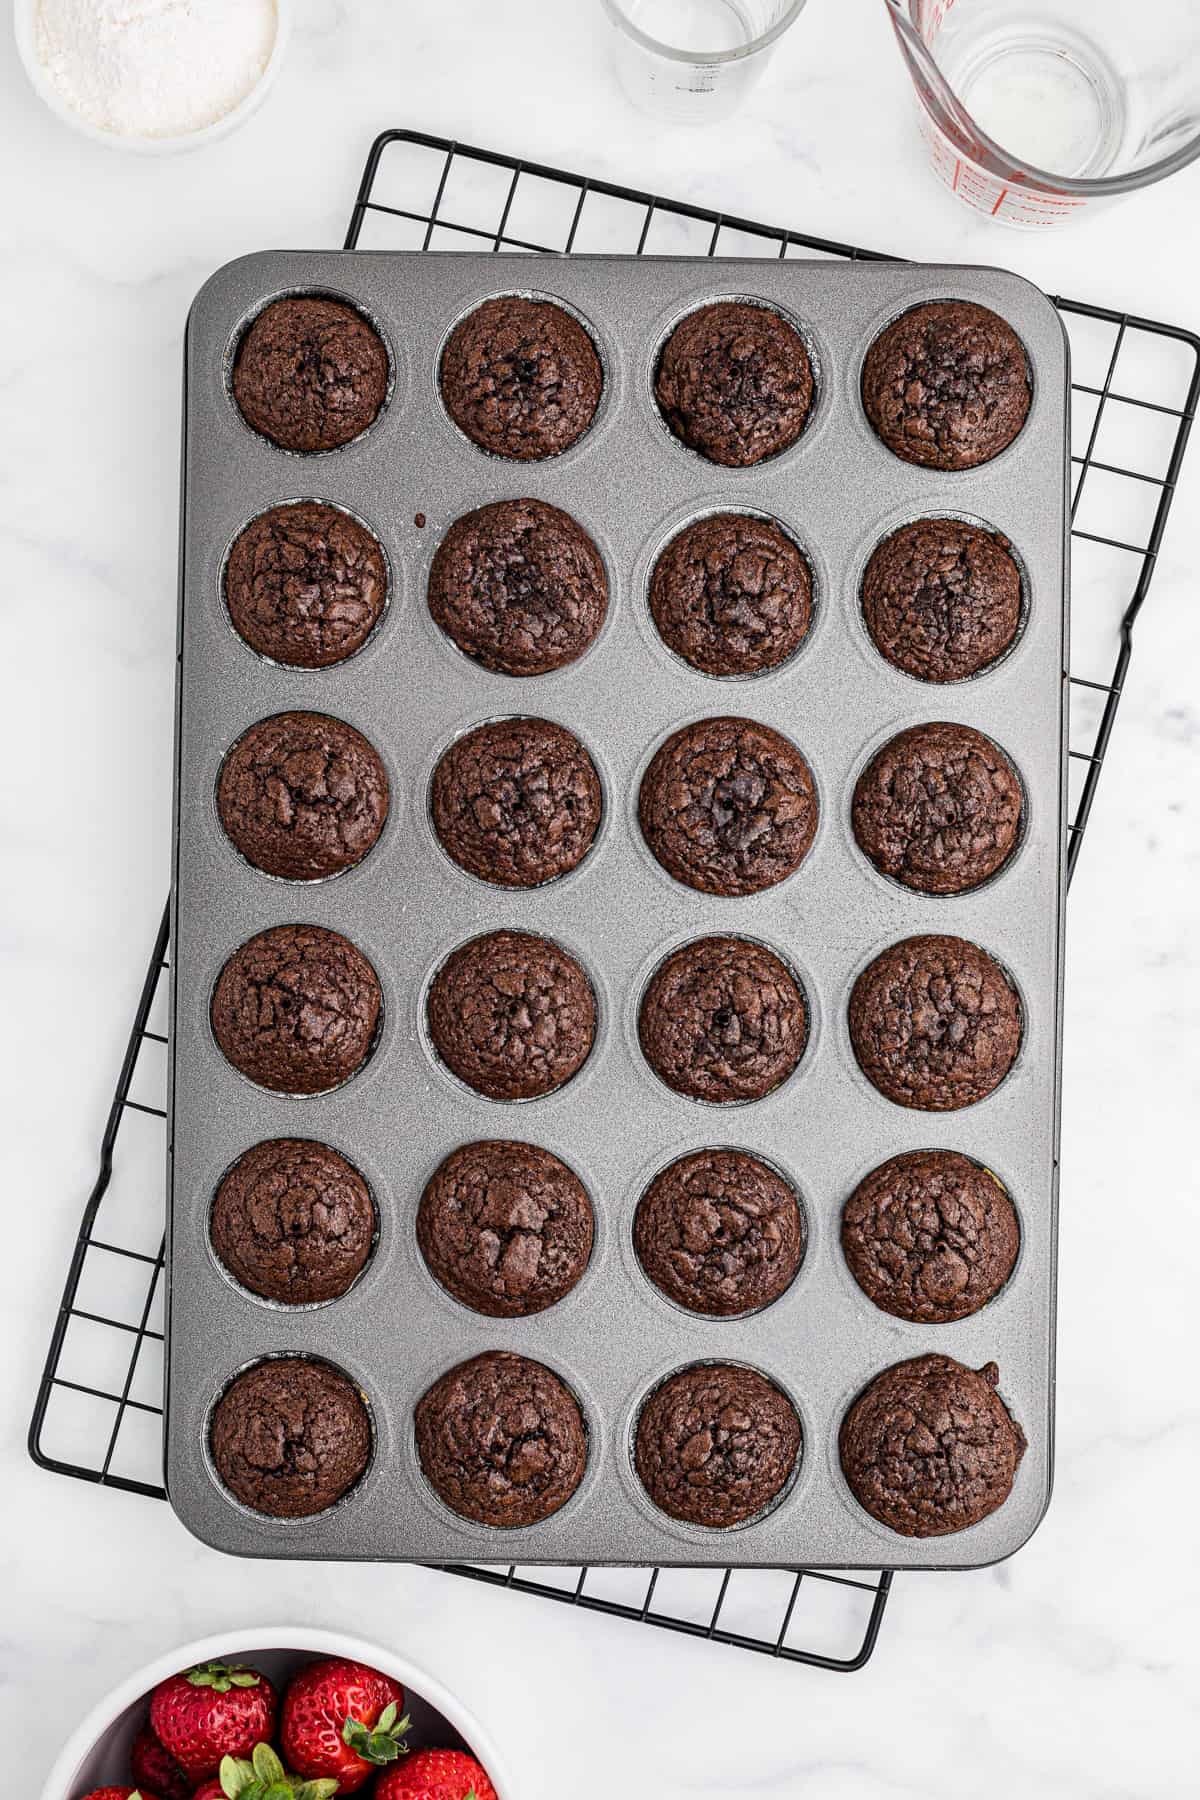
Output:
left=602, top=0, right=808, bottom=125
left=884, top=0, right=1200, bottom=226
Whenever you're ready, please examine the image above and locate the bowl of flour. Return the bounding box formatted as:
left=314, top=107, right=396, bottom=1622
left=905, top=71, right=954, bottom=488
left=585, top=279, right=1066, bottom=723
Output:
left=14, top=0, right=291, bottom=152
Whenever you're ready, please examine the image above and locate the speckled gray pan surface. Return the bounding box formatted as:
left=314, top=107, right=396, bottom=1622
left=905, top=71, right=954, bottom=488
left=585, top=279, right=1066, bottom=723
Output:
left=167, top=252, right=1068, bottom=1570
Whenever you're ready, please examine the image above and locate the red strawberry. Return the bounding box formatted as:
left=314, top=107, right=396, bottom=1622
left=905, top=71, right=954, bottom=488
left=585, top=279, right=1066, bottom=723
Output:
left=377, top=1749, right=496, bottom=1800
left=192, top=1782, right=224, bottom=1800
left=280, top=1659, right=408, bottom=1794
left=150, top=1664, right=277, bottom=1781
left=131, top=1727, right=191, bottom=1800
left=79, top=1789, right=161, bottom=1800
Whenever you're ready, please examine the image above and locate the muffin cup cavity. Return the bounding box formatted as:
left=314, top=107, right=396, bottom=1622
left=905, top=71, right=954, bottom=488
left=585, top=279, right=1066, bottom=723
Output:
left=225, top=287, right=398, bottom=457
left=647, top=294, right=824, bottom=470
left=205, top=1353, right=377, bottom=1523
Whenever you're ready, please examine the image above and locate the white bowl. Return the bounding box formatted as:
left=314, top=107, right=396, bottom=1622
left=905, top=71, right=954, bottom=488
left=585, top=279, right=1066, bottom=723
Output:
left=38, top=1627, right=514, bottom=1800
left=13, top=0, right=292, bottom=155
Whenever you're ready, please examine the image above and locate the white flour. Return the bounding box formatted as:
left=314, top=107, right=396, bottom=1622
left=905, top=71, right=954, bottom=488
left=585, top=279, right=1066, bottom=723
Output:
left=34, top=0, right=278, bottom=139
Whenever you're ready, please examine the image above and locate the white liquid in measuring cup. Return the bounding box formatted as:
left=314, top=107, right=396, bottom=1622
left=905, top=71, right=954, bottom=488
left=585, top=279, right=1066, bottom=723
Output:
left=931, top=3, right=1127, bottom=178
left=626, top=0, right=751, bottom=55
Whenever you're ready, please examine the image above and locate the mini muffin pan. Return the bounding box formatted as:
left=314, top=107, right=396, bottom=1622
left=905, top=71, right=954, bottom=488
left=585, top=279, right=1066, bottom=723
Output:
left=167, top=252, right=1068, bottom=1569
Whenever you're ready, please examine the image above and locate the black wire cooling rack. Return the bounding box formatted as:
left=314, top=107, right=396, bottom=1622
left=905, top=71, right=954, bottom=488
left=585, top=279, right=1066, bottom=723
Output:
left=29, top=128, right=1200, bottom=1675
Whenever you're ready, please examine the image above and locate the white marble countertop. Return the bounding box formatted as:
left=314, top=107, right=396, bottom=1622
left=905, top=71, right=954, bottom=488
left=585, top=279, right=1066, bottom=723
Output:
left=3, top=2, right=1198, bottom=1794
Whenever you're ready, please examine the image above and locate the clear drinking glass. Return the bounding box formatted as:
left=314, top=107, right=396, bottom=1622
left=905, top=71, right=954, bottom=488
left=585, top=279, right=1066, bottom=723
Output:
left=602, top=0, right=808, bottom=125
left=884, top=0, right=1200, bottom=226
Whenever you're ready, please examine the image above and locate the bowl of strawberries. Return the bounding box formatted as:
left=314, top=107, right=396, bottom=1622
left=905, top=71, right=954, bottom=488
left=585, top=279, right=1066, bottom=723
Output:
left=40, top=1630, right=511, bottom=1800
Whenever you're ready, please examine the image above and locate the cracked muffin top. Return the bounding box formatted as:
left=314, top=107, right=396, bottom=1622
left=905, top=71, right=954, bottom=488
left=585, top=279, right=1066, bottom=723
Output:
left=655, top=301, right=814, bottom=466
left=431, top=717, right=602, bottom=888
left=415, top=1350, right=587, bottom=1528
left=635, top=1362, right=801, bottom=1528
left=839, top=1354, right=1026, bottom=1536
left=649, top=512, right=813, bottom=677
left=849, top=934, right=1021, bottom=1111
left=639, top=935, right=807, bottom=1104
left=852, top=721, right=1022, bottom=895
left=426, top=929, right=595, bottom=1101
left=428, top=498, right=608, bottom=676
left=639, top=716, right=818, bottom=897
left=211, top=1138, right=375, bottom=1306
left=634, top=1148, right=805, bottom=1317
left=232, top=296, right=389, bottom=453
left=440, top=296, right=602, bottom=460
left=210, top=1357, right=371, bottom=1518
left=211, top=923, right=381, bottom=1095
left=224, top=501, right=387, bottom=670
left=217, top=711, right=389, bottom=881
left=861, top=517, right=1022, bottom=683
left=418, top=1139, right=593, bottom=1318
left=862, top=301, right=1031, bottom=471
left=841, top=1149, right=1019, bottom=1323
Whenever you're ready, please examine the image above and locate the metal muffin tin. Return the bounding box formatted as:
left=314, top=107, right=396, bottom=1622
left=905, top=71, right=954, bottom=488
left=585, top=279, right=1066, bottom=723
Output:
left=167, top=251, right=1068, bottom=1570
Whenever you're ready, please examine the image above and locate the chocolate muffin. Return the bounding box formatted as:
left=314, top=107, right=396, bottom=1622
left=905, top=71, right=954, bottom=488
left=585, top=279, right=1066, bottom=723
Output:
left=842, top=1150, right=1019, bottom=1323
left=634, top=1363, right=801, bottom=1528
left=232, top=296, right=389, bottom=454
left=639, top=936, right=807, bottom=1104
left=849, top=934, right=1021, bottom=1111
left=415, top=1351, right=587, bottom=1527
left=649, top=512, right=813, bottom=677
left=655, top=302, right=813, bottom=467
left=210, top=1357, right=371, bottom=1518
left=418, top=1140, right=593, bottom=1317
left=431, top=717, right=602, bottom=888
left=224, top=502, right=388, bottom=670
left=639, top=717, right=817, bottom=897
left=862, top=518, right=1022, bottom=684
left=218, top=711, right=389, bottom=881
left=212, top=924, right=381, bottom=1095
left=426, top=929, right=595, bottom=1100
left=428, top=499, right=608, bottom=677
left=839, top=1354, right=1026, bottom=1536
left=852, top=722, right=1022, bottom=895
left=634, top=1149, right=805, bottom=1317
left=862, top=301, right=1031, bottom=471
left=440, top=296, right=602, bottom=460
left=211, top=1139, right=375, bottom=1306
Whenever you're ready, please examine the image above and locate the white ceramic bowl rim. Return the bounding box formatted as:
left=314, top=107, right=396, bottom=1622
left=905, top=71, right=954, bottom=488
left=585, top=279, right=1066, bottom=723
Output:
left=12, top=0, right=293, bottom=156
left=38, top=1626, right=514, bottom=1800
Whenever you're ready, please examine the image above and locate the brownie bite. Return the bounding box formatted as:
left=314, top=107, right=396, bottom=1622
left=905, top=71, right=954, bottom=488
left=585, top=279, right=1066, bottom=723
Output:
left=842, top=1150, right=1019, bottom=1323
left=428, top=499, right=608, bottom=676
left=849, top=934, right=1021, bottom=1111
left=852, top=722, right=1022, bottom=895
left=649, top=512, right=813, bottom=677
left=210, top=1357, right=371, bottom=1518
left=224, top=502, right=388, bottom=670
left=862, top=301, right=1031, bottom=471
left=431, top=717, right=602, bottom=888
left=218, top=711, right=389, bottom=881
left=862, top=518, right=1022, bottom=684
left=415, top=1350, right=587, bottom=1527
left=634, top=1363, right=801, bottom=1528
left=634, top=1148, right=804, bottom=1317
left=639, top=936, right=807, bottom=1104
left=639, top=717, right=817, bottom=896
left=440, top=296, right=602, bottom=460
left=211, top=1139, right=375, bottom=1305
left=655, top=301, right=813, bottom=466
left=211, top=924, right=381, bottom=1095
left=839, top=1354, right=1026, bottom=1536
left=232, top=296, right=389, bottom=454
left=418, top=1139, right=593, bottom=1317
left=426, top=929, right=595, bottom=1100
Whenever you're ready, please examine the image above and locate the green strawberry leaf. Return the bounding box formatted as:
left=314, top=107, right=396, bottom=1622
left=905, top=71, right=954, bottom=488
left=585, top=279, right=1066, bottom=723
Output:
left=220, top=1757, right=255, bottom=1800
left=341, top=1710, right=411, bottom=1766
left=230, top=1673, right=261, bottom=1688
left=252, top=1746, right=286, bottom=1787
left=294, top=1781, right=340, bottom=1800
left=187, top=1662, right=260, bottom=1694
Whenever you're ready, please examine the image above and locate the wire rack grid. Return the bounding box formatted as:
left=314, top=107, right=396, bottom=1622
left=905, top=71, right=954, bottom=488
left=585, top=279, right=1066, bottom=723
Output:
left=28, top=128, right=1200, bottom=1675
